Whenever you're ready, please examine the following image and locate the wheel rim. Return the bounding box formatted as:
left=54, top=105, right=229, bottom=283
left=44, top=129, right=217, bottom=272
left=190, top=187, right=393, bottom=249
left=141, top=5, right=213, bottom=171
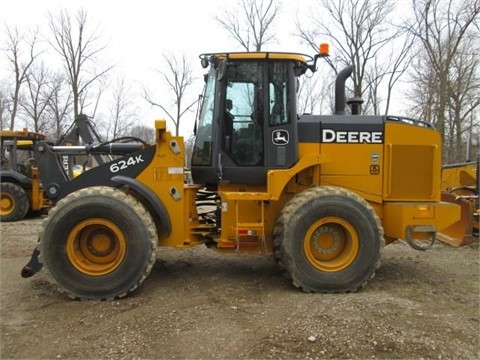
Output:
left=66, top=218, right=127, bottom=276
left=304, top=217, right=359, bottom=272
left=0, top=193, right=15, bottom=216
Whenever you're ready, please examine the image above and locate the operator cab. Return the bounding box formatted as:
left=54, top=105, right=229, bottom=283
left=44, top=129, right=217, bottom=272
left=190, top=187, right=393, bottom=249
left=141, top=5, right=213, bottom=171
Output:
left=191, top=52, right=313, bottom=186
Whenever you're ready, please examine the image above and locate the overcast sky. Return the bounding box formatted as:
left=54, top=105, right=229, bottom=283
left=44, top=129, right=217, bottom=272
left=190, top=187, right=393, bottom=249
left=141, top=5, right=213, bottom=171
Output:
left=1, top=0, right=317, bottom=135
left=1, top=0, right=414, bottom=136
left=0, top=0, right=313, bottom=74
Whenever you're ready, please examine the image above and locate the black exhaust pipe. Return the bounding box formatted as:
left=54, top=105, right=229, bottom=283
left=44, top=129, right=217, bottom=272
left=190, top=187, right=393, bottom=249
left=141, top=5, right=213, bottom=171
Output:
left=347, top=97, right=364, bottom=115
left=335, top=65, right=353, bottom=115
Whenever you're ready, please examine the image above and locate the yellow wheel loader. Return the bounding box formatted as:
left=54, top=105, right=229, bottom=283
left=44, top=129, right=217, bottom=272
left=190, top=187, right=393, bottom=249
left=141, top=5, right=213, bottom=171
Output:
left=21, top=47, right=460, bottom=300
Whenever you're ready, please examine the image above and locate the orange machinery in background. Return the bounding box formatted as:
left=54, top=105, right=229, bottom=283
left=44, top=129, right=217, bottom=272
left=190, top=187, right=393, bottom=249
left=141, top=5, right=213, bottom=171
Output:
left=438, top=159, right=479, bottom=247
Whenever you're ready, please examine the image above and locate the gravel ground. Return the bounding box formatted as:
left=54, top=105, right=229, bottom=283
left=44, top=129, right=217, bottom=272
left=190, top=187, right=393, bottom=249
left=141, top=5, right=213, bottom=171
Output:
left=1, top=216, right=479, bottom=359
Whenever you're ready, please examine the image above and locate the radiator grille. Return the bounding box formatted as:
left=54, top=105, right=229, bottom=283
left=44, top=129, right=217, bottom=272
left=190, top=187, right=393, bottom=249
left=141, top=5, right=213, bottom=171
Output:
left=386, top=144, right=435, bottom=200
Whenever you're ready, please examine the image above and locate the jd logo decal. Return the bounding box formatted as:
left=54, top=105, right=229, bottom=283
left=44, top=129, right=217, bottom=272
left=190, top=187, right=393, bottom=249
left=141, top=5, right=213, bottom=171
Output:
left=272, top=130, right=289, bottom=145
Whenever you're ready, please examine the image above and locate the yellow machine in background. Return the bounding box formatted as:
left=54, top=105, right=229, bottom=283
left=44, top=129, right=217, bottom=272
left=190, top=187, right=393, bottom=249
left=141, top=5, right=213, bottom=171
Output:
left=438, top=160, right=479, bottom=247
left=0, top=130, right=50, bottom=221
left=22, top=48, right=461, bottom=300
left=1, top=116, right=109, bottom=222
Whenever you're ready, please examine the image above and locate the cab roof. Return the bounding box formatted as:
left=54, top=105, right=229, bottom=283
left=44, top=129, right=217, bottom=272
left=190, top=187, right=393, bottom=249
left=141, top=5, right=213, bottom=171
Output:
left=0, top=129, right=47, bottom=141
left=201, top=52, right=312, bottom=64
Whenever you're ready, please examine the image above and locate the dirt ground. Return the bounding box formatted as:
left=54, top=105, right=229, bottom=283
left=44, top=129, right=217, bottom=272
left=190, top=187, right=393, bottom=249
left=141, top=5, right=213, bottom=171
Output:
left=1, top=216, right=479, bottom=360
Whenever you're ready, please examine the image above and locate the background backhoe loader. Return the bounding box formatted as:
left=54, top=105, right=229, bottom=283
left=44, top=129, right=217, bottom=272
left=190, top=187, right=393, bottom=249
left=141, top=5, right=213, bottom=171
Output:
left=0, top=130, right=50, bottom=222
left=1, top=115, right=111, bottom=222
left=21, top=46, right=461, bottom=300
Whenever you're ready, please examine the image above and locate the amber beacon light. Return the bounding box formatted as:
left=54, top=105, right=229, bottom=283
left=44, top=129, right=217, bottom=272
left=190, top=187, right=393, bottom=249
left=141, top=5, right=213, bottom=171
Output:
left=319, top=43, right=329, bottom=56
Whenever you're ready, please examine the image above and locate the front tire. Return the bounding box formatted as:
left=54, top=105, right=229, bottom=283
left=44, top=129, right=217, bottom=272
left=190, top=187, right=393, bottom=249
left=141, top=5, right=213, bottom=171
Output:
left=39, top=186, right=158, bottom=300
left=0, top=182, right=29, bottom=222
left=274, top=186, right=384, bottom=293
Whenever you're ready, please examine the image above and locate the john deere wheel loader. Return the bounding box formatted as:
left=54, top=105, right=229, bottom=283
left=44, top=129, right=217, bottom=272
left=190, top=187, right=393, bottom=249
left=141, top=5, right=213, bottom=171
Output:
left=21, top=47, right=460, bottom=300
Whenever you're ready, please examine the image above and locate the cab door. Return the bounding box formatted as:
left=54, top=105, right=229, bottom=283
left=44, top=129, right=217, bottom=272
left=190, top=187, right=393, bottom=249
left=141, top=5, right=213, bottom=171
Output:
left=219, top=60, right=298, bottom=186
left=191, top=58, right=299, bottom=187
left=264, top=61, right=298, bottom=171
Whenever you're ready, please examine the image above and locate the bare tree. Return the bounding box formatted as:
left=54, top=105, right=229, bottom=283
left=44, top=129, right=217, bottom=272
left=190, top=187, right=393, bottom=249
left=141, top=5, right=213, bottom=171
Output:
left=19, top=63, right=56, bottom=133
left=407, top=0, right=480, bottom=162
left=405, top=55, right=438, bottom=121
left=383, top=32, right=416, bottom=115
left=128, top=124, right=155, bottom=144
left=0, top=80, right=11, bottom=130
left=297, top=0, right=408, bottom=114
left=216, top=0, right=280, bottom=51
left=364, top=57, right=386, bottom=115
left=105, top=77, right=138, bottom=140
left=46, top=72, right=73, bottom=141
left=48, top=8, right=113, bottom=119
left=144, top=53, right=198, bottom=136
left=447, top=35, right=480, bottom=162
left=3, top=26, right=41, bottom=129
left=297, top=71, right=335, bottom=115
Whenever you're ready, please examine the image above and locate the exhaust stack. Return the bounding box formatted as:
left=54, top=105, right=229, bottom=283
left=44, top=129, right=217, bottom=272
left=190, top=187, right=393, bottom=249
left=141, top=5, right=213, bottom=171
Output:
left=335, top=66, right=353, bottom=115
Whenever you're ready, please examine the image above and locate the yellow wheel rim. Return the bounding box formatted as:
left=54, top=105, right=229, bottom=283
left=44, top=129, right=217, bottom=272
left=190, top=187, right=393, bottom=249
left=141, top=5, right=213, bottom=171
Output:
left=304, top=217, right=359, bottom=272
left=66, top=218, right=127, bottom=276
left=0, top=193, right=15, bottom=216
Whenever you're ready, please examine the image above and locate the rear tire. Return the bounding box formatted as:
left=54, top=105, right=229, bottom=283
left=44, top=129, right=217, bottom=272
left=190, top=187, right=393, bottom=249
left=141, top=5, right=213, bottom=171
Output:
left=274, top=186, right=384, bottom=293
left=0, top=182, right=29, bottom=222
left=39, top=186, right=158, bottom=300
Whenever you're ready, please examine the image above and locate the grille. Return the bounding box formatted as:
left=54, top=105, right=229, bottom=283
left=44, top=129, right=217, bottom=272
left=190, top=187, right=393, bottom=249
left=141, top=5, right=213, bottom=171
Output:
left=386, top=144, right=435, bottom=200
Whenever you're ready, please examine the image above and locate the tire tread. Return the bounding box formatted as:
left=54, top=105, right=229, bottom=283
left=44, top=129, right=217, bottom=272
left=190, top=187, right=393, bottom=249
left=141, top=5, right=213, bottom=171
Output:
left=273, top=186, right=384, bottom=293
left=38, top=186, right=158, bottom=300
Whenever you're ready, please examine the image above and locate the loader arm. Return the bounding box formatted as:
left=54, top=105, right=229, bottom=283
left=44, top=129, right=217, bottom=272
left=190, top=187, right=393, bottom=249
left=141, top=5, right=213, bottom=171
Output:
left=34, top=140, right=149, bottom=202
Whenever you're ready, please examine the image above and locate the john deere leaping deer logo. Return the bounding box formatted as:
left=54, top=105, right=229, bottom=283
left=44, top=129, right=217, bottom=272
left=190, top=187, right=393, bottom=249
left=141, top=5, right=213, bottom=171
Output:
left=272, top=130, right=289, bottom=145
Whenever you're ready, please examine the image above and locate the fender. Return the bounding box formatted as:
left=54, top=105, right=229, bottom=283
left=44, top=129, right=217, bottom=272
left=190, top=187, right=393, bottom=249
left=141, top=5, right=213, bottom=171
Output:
left=37, top=144, right=156, bottom=202
left=111, top=175, right=172, bottom=236
left=0, top=170, right=32, bottom=187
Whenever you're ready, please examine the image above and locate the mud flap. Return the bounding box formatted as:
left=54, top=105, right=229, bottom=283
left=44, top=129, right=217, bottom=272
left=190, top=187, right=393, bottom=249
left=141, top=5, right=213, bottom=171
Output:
left=21, top=247, right=43, bottom=278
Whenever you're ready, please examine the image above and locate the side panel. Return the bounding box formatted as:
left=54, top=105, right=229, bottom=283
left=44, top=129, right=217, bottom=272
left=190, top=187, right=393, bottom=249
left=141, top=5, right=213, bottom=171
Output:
left=134, top=131, right=192, bottom=248
left=298, top=115, right=385, bottom=203
left=318, top=143, right=384, bottom=202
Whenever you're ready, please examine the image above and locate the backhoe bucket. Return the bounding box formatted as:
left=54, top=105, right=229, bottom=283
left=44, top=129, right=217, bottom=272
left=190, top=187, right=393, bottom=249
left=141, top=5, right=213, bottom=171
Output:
left=437, top=192, right=478, bottom=247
